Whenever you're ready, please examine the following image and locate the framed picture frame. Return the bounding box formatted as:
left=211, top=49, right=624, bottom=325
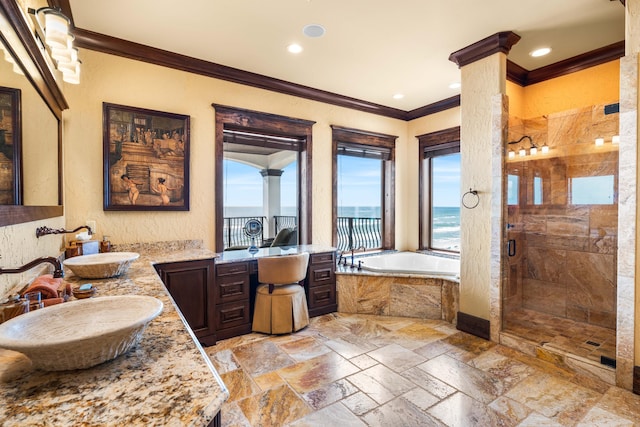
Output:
left=0, top=86, right=21, bottom=205
left=103, top=103, right=190, bottom=211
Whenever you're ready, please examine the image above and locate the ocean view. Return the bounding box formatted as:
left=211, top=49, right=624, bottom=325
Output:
left=431, top=206, right=461, bottom=251
left=224, top=206, right=461, bottom=251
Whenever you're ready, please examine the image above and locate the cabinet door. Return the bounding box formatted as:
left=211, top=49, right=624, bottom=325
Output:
left=155, top=259, right=216, bottom=345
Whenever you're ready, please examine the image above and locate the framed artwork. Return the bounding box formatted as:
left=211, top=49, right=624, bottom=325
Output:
left=0, top=86, right=21, bottom=205
left=103, top=103, right=190, bottom=211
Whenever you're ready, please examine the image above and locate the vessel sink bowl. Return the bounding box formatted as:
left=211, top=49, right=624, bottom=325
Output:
left=63, top=252, right=140, bottom=279
left=0, top=295, right=163, bottom=371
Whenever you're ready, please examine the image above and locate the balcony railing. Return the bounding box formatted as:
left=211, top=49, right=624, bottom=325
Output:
left=274, top=215, right=297, bottom=232
left=223, top=215, right=381, bottom=252
left=223, top=215, right=298, bottom=249
left=336, top=216, right=381, bottom=252
left=223, top=216, right=266, bottom=249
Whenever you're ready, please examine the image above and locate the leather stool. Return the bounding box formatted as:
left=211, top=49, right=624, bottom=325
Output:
left=252, top=252, right=310, bottom=334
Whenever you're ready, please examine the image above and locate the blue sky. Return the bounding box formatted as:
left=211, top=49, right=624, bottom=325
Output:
left=224, top=152, right=461, bottom=208
left=431, top=153, right=461, bottom=207
left=224, top=161, right=297, bottom=207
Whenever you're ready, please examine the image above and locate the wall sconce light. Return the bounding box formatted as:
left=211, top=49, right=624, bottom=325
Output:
left=612, top=135, right=620, bottom=144
left=595, top=137, right=604, bottom=146
left=28, top=7, right=81, bottom=84
left=507, top=135, right=546, bottom=159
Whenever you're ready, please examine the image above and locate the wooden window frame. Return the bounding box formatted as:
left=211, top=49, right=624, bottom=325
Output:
left=214, top=104, right=315, bottom=252
left=418, top=126, right=460, bottom=251
left=331, top=125, right=396, bottom=251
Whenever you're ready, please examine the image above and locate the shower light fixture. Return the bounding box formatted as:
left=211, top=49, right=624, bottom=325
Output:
left=507, top=135, right=546, bottom=159
left=594, top=135, right=621, bottom=146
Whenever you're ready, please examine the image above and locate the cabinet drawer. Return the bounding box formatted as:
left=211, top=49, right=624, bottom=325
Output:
left=308, top=266, right=335, bottom=287
left=308, top=284, right=336, bottom=308
left=216, top=275, right=250, bottom=303
left=216, top=262, right=250, bottom=277
left=310, top=252, right=335, bottom=265
left=215, top=300, right=251, bottom=330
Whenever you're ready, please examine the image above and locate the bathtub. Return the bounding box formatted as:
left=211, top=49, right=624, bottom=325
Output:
left=358, top=251, right=459, bottom=278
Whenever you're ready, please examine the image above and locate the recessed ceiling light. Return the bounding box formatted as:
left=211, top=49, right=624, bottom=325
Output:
left=392, top=93, right=404, bottom=99
left=287, top=44, right=303, bottom=54
left=449, top=82, right=461, bottom=89
left=530, top=47, right=551, bottom=57
left=303, top=24, right=325, bottom=38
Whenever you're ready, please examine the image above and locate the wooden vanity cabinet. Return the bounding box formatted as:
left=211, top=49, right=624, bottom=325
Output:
left=214, top=261, right=254, bottom=340
left=306, top=251, right=337, bottom=317
left=154, top=259, right=217, bottom=346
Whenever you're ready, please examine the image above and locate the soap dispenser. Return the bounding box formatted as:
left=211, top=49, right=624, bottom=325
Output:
left=100, top=235, right=111, bottom=253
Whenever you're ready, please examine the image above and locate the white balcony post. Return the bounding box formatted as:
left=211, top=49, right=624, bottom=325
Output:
left=261, top=169, right=283, bottom=239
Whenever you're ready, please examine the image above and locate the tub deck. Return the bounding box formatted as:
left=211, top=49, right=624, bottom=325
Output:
left=336, top=267, right=459, bottom=323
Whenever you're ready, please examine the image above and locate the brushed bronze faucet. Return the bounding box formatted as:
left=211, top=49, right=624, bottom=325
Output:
left=36, top=225, right=93, bottom=238
left=0, top=256, right=63, bottom=278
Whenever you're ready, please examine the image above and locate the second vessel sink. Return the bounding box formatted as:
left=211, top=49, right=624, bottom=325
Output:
left=63, top=252, right=140, bottom=279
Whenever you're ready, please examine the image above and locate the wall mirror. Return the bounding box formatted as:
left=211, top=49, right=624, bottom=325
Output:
left=0, top=0, right=66, bottom=226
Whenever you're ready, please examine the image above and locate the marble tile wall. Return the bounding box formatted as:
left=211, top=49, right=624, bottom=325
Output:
left=505, top=104, right=619, bottom=330
left=336, top=274, right=459, bottom=324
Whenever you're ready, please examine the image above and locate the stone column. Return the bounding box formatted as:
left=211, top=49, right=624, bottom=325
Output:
left=618, top=0, right=639, bottom=392
left=261, top=169, right=283, bottom=239
left=449, top=32, right=520, bottom=341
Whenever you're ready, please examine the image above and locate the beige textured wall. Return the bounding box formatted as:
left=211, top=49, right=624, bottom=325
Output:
left=522, top=61, right=620, bottom=119
left=62, top=49, right=412, bottom=251
left=0, top=218, right=65, bottom=296
left=459, top=53, right=506, bottom=320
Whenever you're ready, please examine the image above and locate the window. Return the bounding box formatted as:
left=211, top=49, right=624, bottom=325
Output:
left=214, top=105, right=315, bottom=252
left=533, top=175, right=543, bottom=205
left=418, top=127, right=461, bottom=252
left=570, top=175, right=615, bottom=205
left=222, top=134, right=300, bottom=249
left=332, top=126, right=396, bottom=251
left=507, top=174, right=519, bottom=205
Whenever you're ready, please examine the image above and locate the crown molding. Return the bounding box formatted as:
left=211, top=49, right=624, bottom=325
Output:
left=511, top=41, right=625, bottom=86
left=448, top=31, right=521, bottom=68
left=73, top=27, right=408, bottom=121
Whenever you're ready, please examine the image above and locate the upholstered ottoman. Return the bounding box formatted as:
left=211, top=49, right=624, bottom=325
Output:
left=252, top=284, right=309, bottom=334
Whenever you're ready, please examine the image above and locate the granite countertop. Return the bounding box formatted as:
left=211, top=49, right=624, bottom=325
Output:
left=0, top=241, right=228, bottom=426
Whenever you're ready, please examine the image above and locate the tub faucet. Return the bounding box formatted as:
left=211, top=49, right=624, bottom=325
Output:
left=0, top=256, right=64, bottom=278
left=36, top=225, right=93, bottom=238
left=350, top=246, right=366, bottom=268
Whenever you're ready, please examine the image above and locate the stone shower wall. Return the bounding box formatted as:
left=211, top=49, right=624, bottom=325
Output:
left=504, top=103, right=619, bottom=330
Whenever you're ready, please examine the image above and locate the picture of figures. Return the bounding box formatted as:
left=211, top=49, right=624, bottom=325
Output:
left=103, top=103, right=189, bottom=211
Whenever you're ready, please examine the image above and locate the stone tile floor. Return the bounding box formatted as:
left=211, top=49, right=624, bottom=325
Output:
left=205, top=313, right=640, bottom=426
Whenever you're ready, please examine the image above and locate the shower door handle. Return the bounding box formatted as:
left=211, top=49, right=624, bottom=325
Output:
left=507, top=239, right=516, bottom=257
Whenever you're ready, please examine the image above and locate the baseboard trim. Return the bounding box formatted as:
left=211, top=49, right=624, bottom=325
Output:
left=456, top=311, right=490, bottom=340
